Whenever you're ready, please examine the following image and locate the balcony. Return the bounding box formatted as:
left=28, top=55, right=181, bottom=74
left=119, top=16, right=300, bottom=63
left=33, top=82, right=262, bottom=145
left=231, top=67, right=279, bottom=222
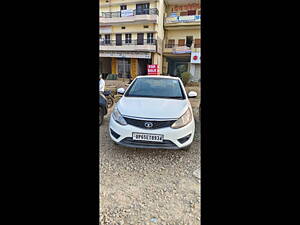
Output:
left=164, top=15, right=201, bottom=28
left=100, top=39, right=157, bottom=52
left=100, top=8, right=159, bottom=25
left=164, top=43, right=200, bottom=54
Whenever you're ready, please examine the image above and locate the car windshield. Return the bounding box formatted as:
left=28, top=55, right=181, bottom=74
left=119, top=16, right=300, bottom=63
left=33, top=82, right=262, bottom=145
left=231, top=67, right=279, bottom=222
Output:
left=125, top=78, right=185, bottom=99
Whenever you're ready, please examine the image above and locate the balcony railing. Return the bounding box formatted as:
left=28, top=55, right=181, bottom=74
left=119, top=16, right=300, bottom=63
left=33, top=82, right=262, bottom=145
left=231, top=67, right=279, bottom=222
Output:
left=165, top=15, right=201, bottom=24
left=165, top=43, right=201, bottom=48
left=100, top=8, right=159, bottom=18
left=100, top=39, right=157, bottom=46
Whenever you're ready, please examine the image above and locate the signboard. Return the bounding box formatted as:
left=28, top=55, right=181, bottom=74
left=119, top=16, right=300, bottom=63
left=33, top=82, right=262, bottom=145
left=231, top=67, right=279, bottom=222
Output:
left=191, top=52, right=201, bottom=64
left=178, top=15, right=196, bottom=22
left=100, top=51, right=151, bottom=59
left=147, top=65, right=160, bottom=75
left=166, top=16, right=179, bottom=23
left=121, top=9, right=134, bottom=17
left=166, top=15, right=200, bottom=23
left=173, top=46, right=192, bottom=54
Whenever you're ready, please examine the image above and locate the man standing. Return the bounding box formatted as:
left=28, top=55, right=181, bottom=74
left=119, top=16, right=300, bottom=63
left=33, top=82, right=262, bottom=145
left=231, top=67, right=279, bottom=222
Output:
left=99, top=74, right=105, bottom=92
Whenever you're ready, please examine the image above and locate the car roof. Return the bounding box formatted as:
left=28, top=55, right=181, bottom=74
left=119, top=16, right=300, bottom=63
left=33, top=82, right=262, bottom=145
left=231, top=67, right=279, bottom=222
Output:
left=136, top=75, right=180, bottom=80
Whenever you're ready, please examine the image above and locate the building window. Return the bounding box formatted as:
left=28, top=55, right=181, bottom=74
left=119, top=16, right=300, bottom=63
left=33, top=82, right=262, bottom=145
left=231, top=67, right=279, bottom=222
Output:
left=166, top=39, right=175, bottom=48
left=178, top=39, right=185, bottom=46
left=100, top=35, right=103, bottom=45
left=136, top=3, right=150, bottom=15
left=194, top=39, right=201, bottom=48
left=105, top=34, right=110, bottom=44
left=120, top=5, right=127, bottom=10
left=144, top=25, right=149, bottom=28
left=147, top=33, right=154, bottom=44
left=125, top=34, right=132, bottom=44
left=121, top=27, right=126, bottom=29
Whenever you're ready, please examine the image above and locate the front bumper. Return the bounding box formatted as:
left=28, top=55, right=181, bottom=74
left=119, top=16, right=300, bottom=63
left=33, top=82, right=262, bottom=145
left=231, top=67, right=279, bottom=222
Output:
left=109, top=115, right=195, bottom=149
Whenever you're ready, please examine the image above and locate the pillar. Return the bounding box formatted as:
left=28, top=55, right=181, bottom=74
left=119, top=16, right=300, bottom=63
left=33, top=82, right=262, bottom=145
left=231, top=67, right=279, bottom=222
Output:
left=111, top=58, right=117, bottom=74
left=130, top=58, right=138, bottom=80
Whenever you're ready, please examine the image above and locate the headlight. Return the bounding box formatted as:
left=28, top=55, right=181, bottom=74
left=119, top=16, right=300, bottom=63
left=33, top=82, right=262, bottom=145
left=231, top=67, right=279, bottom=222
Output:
left=112, top=106, right=127, bottom=125
left=171, top=108, right=192, bottom=129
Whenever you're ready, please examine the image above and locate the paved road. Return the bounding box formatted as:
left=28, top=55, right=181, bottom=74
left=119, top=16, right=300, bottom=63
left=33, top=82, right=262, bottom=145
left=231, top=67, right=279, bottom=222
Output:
left=100, top=102, right=201, bottom=225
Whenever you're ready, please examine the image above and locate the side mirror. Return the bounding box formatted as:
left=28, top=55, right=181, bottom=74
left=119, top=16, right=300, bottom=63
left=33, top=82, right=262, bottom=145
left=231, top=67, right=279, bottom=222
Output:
left=117, top=88, right=125, bottom=95
left=188, top=91, right=197, bottom=98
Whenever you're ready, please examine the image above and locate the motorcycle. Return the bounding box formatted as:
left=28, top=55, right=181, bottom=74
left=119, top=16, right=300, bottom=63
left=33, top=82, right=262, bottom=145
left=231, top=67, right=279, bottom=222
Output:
left=103, top=90, right=115, bottom=108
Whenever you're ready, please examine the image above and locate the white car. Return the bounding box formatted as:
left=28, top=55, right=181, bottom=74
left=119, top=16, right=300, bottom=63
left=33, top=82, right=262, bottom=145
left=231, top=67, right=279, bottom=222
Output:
left=109, top=75, right=197, bottom=150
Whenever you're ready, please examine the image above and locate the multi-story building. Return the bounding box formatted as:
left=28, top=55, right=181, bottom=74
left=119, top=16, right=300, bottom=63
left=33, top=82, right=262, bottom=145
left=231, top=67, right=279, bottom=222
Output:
left=163, top=0, right=201, bottom=81
left=99, top=0, right=200, bottom=81
left=99, top=0, right=165, bottom=79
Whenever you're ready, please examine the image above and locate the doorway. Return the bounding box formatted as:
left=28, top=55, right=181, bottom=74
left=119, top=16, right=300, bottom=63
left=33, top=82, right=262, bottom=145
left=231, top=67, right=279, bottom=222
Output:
left=175, top=63, right=189, bottom=77
left=116, top=34, right=122, bottom=46
left=136, top=3, right=150, bottom=15
left=117, top=58, right=131, bottom=78
left=138, top=58, right=152, bottom=75
left=186, top=36, right=193, bottom=47
left=137, top=33, right=144, bottom=45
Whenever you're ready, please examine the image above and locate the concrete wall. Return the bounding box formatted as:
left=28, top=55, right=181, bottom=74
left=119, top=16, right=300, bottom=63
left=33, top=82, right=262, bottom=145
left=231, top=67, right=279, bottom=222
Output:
left=165, top=28, right=200, bottom=41
left=111, top=24, right=156, bottom=34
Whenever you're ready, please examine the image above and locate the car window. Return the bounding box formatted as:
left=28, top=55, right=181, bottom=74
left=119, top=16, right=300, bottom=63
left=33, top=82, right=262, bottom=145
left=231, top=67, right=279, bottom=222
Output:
left=125, top=78, right=185, bottom=99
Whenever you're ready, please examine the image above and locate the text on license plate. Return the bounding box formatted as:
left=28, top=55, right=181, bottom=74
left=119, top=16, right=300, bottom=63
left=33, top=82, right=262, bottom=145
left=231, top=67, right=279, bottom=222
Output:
left=132, top=133, right=164, bottom=142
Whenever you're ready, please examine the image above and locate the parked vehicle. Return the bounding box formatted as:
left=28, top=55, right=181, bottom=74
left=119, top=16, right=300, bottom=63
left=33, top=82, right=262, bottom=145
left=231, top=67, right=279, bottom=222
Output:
left=99, top=93, right=108, bottom=126
left=103, top=90, right=115, bottom=108
left=109, top=75, right=197, bottom=150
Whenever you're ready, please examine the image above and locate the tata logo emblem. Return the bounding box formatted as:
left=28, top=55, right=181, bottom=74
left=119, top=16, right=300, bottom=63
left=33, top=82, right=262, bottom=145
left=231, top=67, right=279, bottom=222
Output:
left=144, top=122, right=153, bottom=128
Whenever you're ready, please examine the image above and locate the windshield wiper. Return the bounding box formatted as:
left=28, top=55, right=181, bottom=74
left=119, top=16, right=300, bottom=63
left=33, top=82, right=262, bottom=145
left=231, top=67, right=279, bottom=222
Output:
left=167, top=96, right=184, bottom=99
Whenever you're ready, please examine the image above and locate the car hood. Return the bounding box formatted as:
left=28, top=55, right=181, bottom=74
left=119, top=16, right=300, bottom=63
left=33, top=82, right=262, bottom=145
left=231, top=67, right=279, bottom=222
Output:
left=117, top=97, right=189, bottom=119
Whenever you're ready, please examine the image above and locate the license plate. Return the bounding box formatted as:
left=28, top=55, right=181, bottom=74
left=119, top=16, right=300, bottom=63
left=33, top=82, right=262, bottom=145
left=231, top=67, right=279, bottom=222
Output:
left=132, top=133, right=164, bottom=142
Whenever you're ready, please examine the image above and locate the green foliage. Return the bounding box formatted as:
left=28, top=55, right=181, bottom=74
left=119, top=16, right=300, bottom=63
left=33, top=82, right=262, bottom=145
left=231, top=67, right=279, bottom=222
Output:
left=181, top=72, right=192, bottom=86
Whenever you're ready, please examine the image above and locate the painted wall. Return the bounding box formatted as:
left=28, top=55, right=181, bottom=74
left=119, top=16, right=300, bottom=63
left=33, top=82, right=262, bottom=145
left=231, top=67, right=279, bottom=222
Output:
left=111, top=24, right=156, bottom=34
left=165, top=28, right=200, bottom=41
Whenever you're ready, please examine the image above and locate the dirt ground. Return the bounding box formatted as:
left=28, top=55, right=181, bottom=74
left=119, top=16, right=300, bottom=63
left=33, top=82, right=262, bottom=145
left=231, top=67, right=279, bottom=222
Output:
left=100, top=79, right=201, bottom=225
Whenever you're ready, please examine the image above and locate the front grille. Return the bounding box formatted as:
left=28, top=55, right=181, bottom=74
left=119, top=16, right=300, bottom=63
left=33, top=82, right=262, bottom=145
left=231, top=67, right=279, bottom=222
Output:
left=124, top=117, right=176, bottom=129
left=120, top=137, right=178, bottom=149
